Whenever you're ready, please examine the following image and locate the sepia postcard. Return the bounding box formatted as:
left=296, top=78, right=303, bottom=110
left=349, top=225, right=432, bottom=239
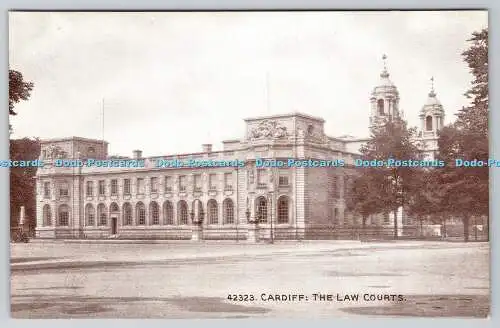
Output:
left=8, top=11, right=489, bottom=318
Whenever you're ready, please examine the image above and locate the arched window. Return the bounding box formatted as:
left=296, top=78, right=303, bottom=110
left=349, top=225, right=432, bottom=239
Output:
left=426, top=115, right=433, bottom=131
left=163, top=201, right=174, bottom=225
left=150, top=201, right=159, bottom=225
left=178, top=200, right=188, bottom=225
left=377, top=99, right=385, bottom=115
left=42, top=204, right=52, bottom=226
left=277, top=196, right=289, bottom=224
left=123, top=203, right=132, bottom=225
left=208, top=200, right=218, bottom=224
left=307, top=124, right=314, bottom=135
left=97, top=203, right=107, bottom=226
left=110, top=202, right=119, bottom=213
left=57, top=204, right=70, bottom=226
left=85, top=204, right=95, bottom=226
left=223, top=198, right=234, bottom=224
left=256, top=196, right=267, bottom=223
left=136, top=202, right=146, bottom=225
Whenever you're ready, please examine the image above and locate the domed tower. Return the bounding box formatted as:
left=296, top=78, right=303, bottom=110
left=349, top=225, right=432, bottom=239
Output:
left=419, top=77, right=445, bottom=159
left=369, top=54, right=400, bottom=130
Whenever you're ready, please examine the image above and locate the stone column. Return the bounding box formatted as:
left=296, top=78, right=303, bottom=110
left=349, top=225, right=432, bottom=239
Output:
left=396, top=206, right=404, bottom=237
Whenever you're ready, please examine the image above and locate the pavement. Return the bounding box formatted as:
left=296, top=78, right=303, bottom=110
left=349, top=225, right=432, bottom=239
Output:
left=10, top=240, right=490, bottom=318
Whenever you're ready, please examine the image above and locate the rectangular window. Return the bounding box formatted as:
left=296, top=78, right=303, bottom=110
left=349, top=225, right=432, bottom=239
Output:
left=224, top=173, right=233, bottom=190
left=164, top=176, right=172, bottom=193
left=150, top=177, right=158, bottom=193
left=179, top=175, right=186, bottom=192
left=333, top=208, right=339, bottom=225
left=124, top=179, right=131, bottom=195
left=59, top=211, right=69, bottom=226
left=194, top=174, right=201, bottom=192
left=209, top=174, right=217, bottom=190
left=59, top=182, right=69, bottom=197
left=343, top=176, right=350, bottom=199
left=383, top=212, right=390, bottom=224
left=333, top=176, right=340, bottom=199
left=98, top=180, right=105, bottom=196
left=86, top=181, right=93, bottom=196
left=278, top=176, right=289, bottom=186
left=257, top=169, right=266, bottom=188
left=111, top=179, right=118, bottom=195
left=44, top=182, right=51, bottom=199
left=404, top=216, right=413, bottom=225
left=137, top=178, right=144, bottom=194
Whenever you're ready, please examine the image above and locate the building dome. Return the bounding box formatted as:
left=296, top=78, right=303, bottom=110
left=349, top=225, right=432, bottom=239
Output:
left=421, top=78, right=444, bottom=113
left=423, top=90, right=442, bottom=107
left=371, top=55, right=399, bottom=96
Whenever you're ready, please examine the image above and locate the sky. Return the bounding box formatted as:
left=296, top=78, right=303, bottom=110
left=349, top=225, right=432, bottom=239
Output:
left=9, top=11, right=488, bottom=157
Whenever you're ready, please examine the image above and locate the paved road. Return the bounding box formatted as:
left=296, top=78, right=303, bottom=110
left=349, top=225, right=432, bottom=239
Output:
left=10, top=241, right=490, bottom=318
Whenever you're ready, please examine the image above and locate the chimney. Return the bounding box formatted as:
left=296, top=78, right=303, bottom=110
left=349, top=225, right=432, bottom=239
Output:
left=202, top=144, right=212, bottom=153
left=132, top=150, right=142, bottom=159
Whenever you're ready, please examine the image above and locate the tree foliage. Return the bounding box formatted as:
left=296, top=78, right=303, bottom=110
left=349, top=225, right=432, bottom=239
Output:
left=430, top=28, right=489, bottom=241
left=457, top=28, right=488, bottom=135
left=9, top=69, right=34, bottom=116
left=10, top=138, right=41, bottom=229
left=351, top=118, right=423, bottom=238
left=345, top=168, right=381, bottom=227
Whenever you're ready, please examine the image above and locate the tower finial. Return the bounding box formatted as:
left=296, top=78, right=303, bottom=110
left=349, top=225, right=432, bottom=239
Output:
left=429, top=76, right=436, bottom=97
left=380, top=54, right=390, bottom=78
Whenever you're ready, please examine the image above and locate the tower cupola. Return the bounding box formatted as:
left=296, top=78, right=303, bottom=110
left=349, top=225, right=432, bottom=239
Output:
left=370, top=54, right=401, bottom=129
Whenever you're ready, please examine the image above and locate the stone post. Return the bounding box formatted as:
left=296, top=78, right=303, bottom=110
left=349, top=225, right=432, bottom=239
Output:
left=246, top=208, right=258, bottom=243
left=191, top=211, right=203, bottom=241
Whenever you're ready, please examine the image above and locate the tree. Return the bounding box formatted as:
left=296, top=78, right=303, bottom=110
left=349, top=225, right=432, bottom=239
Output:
left=358, top=118, right=423, bottom=239
left=10, top=138, right=41, bottom=231
left=436, top=125, right=488, bottom=242
left=406, top=168, right=445, bottom=237
left=345, top=168, right=381, bottom=233
left=433, top=29, right=489, bottom=242
left=9, top=69, right=34, bottom=116
left=458, top=28, right=488, bottom=135
left=9, top=69, right=37, bottom=232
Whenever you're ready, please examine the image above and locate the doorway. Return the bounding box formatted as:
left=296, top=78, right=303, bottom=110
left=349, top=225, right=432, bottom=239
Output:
left=111, top=217, right=117, bottom=235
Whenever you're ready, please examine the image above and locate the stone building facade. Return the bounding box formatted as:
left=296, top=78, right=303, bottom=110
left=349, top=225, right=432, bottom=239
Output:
left=35, top=113, right=369, bottom=240
left=34, top=57, right=448, bottom=240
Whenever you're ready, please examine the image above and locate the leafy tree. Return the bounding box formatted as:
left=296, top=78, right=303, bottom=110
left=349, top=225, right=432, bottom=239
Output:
left=345, top=168, right=381, bottom=232
left=9, top=69, right=34, bottom=116
left=359, top=118, right=423, bottom=239
left=406, top=168, right=446, bottom=237
left=10, top=138, right=41, bottom=231
left=433, top=29, right=489, bottom=242
left=458, top=28, right=488, bottom=135
left=436, top=125, right=488, bottom=242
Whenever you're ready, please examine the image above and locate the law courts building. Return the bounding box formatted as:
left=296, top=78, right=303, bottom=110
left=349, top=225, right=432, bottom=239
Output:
left=35, top=62, right=445, bottom=240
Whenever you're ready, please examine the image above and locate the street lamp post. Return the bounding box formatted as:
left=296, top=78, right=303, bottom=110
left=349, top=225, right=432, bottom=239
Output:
left=268, top=192, right=274, bottom=244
